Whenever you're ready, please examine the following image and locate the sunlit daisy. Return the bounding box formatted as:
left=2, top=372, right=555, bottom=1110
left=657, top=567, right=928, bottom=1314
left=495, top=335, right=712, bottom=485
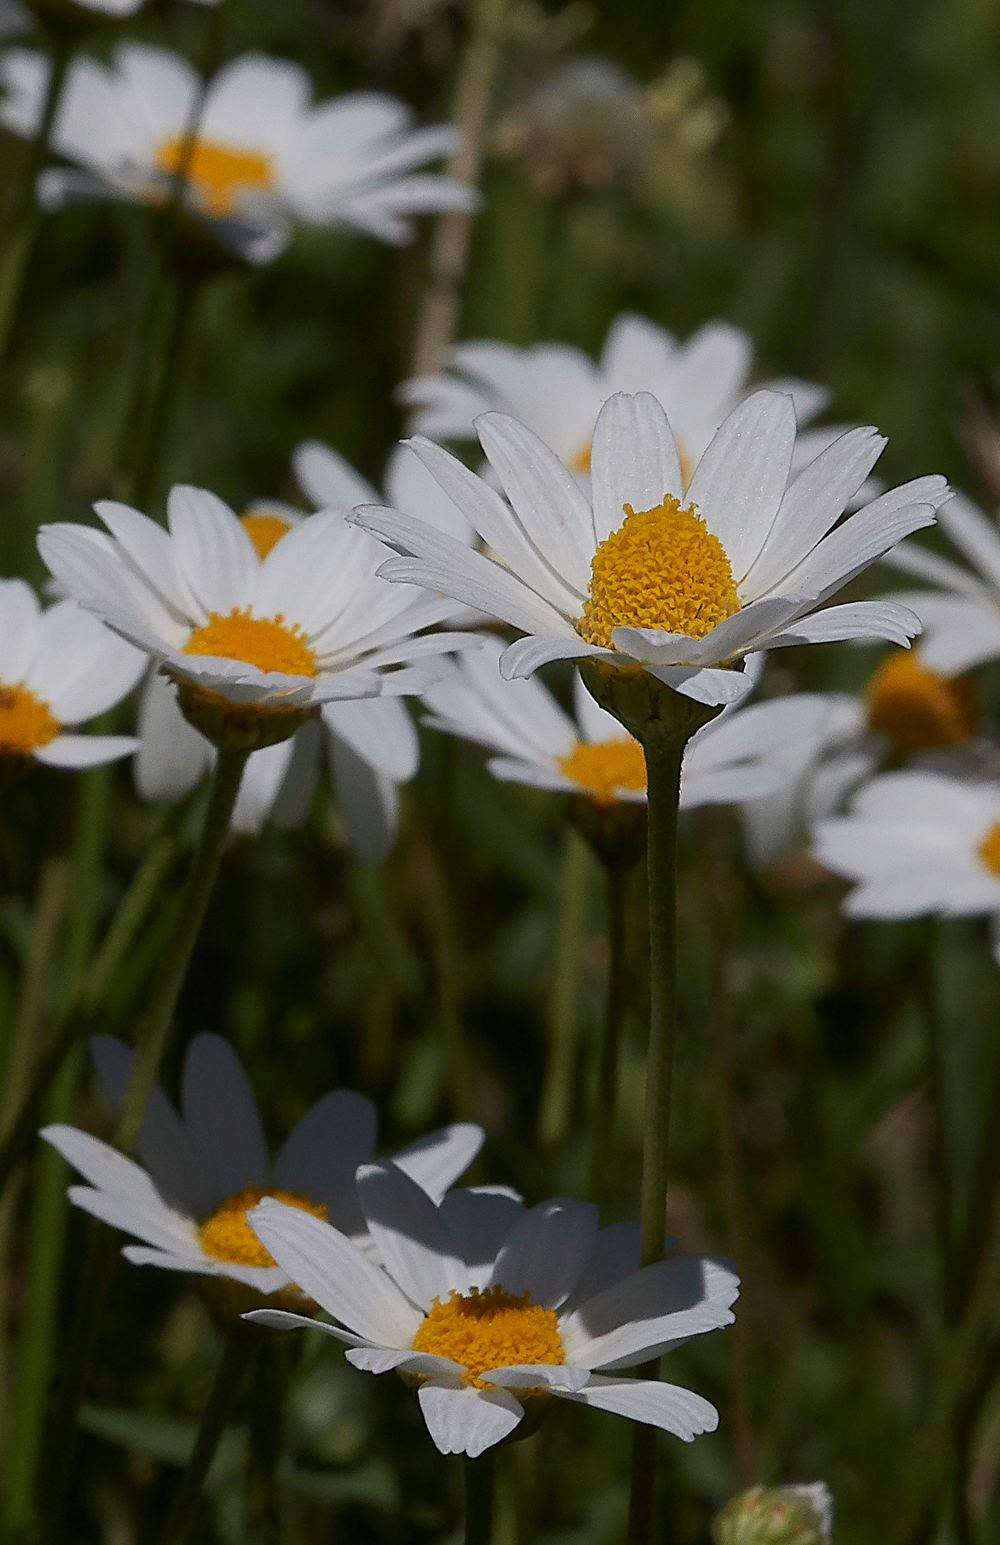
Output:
left=352, top=391, right=945, bottom=707
left=812, top=770, right=1000, bottom=961
left=38, top=484, right=472, bottom=750
left=0, top=579, right=142, bottom=771
left=42, top=1034, right=485, bottom=1296
left=421, top=634, right=829, bottom=809
left=879, top=491, right=1000, bottom=674
left=245, top=1162, right=738, bottom=1457
left=0, top=44, right=476, bottom=263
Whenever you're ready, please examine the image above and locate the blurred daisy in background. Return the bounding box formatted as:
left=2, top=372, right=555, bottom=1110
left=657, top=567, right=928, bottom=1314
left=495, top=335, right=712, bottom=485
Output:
left=353, top=390, right=944, bottom=707
left=246, top=1161, right=738, bottom=1457
left=38, top=484, right=476, bottom=750
left=0, top=44, right=477, bottom=263
left=812, top=771, right=1000, bottom=961
left=43, top=1033, right=485, bottom=1296
left=0, top=579, right=142, bottom=771
left=420, top=633, right=830, bottom=811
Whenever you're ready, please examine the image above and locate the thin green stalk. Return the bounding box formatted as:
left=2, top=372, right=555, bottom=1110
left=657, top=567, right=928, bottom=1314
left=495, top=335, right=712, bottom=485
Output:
left=627, top=726, right=685, bottom=1545
left=159, top=1327, right=252, bottom=1545
left=464, top=1451, right=497, bottom=1545
left=951, top=1044, right=1000, bottom=1322
left=2, top=762, right=111, bottom=1530
left=537, top=826, right=590, bottom=1145
left=920, top=918, right=954, bottom=1321
left=589, top=859, right=630, bottom=1204
left=132, top=271, right=202, bottom=511
left=423, top=839, right=471, bottom=1118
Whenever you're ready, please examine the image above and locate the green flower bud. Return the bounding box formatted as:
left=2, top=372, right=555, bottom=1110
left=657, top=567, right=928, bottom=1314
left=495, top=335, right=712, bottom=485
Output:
left=711, top=1484, right=832, bottom=1545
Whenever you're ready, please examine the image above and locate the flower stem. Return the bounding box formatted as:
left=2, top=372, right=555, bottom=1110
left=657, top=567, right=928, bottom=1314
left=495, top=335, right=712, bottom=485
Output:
left=919, top=917, right=954, bottom=1321
left=627, top=724, right=686, bottom=1545
left=464, top=1450, right=497, bottom=1545
left=131, top=269, right=203, bottom=512
left=537, top=826, right=590, bottom=1145
left=159, top=1326, right=253, bottom=1545
left=589, top=858, right=631, bottom=1204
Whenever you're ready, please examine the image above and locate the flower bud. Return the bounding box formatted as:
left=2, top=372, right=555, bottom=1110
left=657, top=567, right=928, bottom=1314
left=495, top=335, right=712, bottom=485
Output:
left=712, top=1484, right=832, bottom=1545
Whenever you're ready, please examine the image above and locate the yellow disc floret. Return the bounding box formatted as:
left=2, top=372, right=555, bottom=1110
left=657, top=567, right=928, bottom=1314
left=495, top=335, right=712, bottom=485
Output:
left=866, top=650, right=976, bottom=759
left=154, top=135, right=275, bottom=217
left=0, top=682, right=60, bottom=756
left=412, top=1286, right=564, bottom=1386
left=198, top=1187, right=329, bottom=1267
left=558, top=736, right=647, bottom=804
left=183, top=610, right=317, bottom=677
left=241, top=511, right=294, bottom=560
left=978, top=823, right=1000, bottom=878
left=577, top=496, right=740, bottom=649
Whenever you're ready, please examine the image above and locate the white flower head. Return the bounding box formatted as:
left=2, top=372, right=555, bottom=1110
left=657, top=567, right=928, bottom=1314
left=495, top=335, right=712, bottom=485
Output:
left=879, top=491, right=1000, bottom=675
left=352, top=390, right=947, bottom=708
left=245, top=1163, right=738, bottom=1457
left=421, top=633, right=830, bottom=811
left=0, top=579, right=142, bottom=769
left=38, top=485, right=474, bottom=750
left=812, top=770, right=1000, bottom=962
left=42, top=1034, right=485, bottom=1296
left=0, top=44, right=476, bottom=263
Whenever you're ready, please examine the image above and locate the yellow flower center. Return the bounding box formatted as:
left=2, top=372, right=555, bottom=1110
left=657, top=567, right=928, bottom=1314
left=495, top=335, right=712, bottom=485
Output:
left=979, top=823, right=1000, bottom=877
left=0, top=682, right=60, bottom=756
left=577, top=495, right=740, bottom=649
left=154, top=135, right=276, bottom=218
left=411, top=1286, right=564, bottom=1387
left=183, top=609, right=317, bottom=677
left=198, top=1187, right=329, bottom=1267
left=558, top=735, right=647, bottom=804
left=240, top=511, right=293, bottom=560
left=865, top=650, right=976, bottom=759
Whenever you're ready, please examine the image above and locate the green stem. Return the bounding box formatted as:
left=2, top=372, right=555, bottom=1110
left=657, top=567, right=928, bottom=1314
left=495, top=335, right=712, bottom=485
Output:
left=589, top=859, right=630, bottom=1204
left=537, top=826, right=590, bottom=1146
left=464, top=1450, right=497, bottom=1545
left=159, top=1327, right=252, bottom=1545
left=920, top=919, right=954, bottom=1322
left=131, top=271, right=202, bottom=511
left=627, top=727, right=685, bottom=1545
left=2, top=763, right=110, bottom=1530
left=951, top=1044, right=1000, bottom=1323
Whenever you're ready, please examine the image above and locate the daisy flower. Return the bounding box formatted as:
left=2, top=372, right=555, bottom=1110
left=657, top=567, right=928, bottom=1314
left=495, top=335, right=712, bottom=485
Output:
left=421, top=633, right=830, bottom=810
left=38, top=484, right=474, bottom=751
left=351, top=391, right=946, bottom=707
left=0, top=579, right=142, bottom=770
left=399, top=312, right=838, bottom=491
left=879, top=492, right=1000, bottom=675
left=0, top=44, right=476, bottom=263
left=812, top=770, right=1000, bottom=962
left=245, top=1161, right=738, bottom=1458
left=42, top=1033, right=485, bottom=1297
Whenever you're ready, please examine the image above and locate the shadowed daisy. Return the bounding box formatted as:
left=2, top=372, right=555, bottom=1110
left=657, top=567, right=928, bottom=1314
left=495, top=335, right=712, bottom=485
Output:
left=245, top=1163, right=738, bottom=1457
left=42, top=1034, right=485, bottom=1296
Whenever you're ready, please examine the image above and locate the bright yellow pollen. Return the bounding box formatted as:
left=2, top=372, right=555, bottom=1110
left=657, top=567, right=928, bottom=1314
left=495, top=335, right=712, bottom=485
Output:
left=578, top=495, right=740, bottom=649
left=240, top=511, right=293, bottom=560
left=0, top=682, right=60, bottom=756
left=198, top=1187, right=329, bottom=1267
left=183, top=609, right=317, bottom=677
left=866, top=650, right=976, bottom=758
left=979, top=823, right=1000, bottom=877
left=558, top=736, right=646, bottom=804
left=412, top=1287, right=564, bottom=1387
left=154, top=135, right=275, bottom=217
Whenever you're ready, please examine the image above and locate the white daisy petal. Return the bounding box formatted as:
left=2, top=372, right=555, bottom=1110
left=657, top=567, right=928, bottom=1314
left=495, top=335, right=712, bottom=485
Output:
left=938, top=491, right=1000, bottom=586
left=167, top=486, right=258, bottom=619
left=438, top=1189, right=526, bottom=1289
left=556, top=1375, right=719, bottom=1440
left=476, top=412, right=596, bottom=593
left=685, top=389, right=797, bottom=581
left=417, top=1382, right=523, bottom=1457
left=326, top=733, right=399, bottom=864
left=35, top=735, right=138, bottom=768
left=561, top=1254, right=739, bottom=1371
left=273, top=1091, right=378, bottom=1220
left=764, top=601, right=922, bottom=649
left=489, top=1199, right=599, bottom=1308
left=357, top=1162, right=470, bottom=1305
left=589, top=392, right=684, bottom=545
left=89, top=1036, right=203, bottom=1217
left=180, top=1034, right=269, bottom=1211
left=390, top=1124, right=485, bottom=1205
left=498, top=635, right=615, bottom=680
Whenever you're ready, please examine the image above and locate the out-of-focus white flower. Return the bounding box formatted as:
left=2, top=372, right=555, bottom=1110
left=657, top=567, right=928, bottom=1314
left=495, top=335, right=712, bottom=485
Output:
left=0, top=579, right=142, bottom=769
left=812, top=770, right=1000, bottom=961
left=880, top=492, right=1000, bottom=674
left=0, top=44, right=477, bottom=262
left=352, top=391, right=944, bottom=708
left=245, top=1164, right=738, bottom=1456
left=43, top=1034, right=485, bottom=1296
left=421, top=633, right=829, bottom=810
left=38, top=484, right=475, bottom=752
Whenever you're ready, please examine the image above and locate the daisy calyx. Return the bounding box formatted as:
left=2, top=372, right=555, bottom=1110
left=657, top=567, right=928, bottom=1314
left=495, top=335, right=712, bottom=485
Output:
left=0, top=579, right=143, bottom=772
left=41, top=1033, right=485, bottom=1299
left=38, top=485, right=476, bottom=751
left=0, top=45, right=477, bottom=264
left=350, top=390, right=946, bottom=709
left=244, top=1162, right=738, bottom=1459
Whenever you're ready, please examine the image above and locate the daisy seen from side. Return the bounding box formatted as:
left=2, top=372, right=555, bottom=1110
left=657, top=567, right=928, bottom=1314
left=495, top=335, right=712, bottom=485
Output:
left=245, top=1160, right=738, bottom=1457
left=42, top=1033, right=485, bottom=1297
